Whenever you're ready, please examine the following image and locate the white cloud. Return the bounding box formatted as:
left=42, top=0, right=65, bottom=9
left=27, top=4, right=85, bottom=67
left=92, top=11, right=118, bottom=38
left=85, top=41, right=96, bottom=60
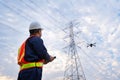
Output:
left=112, top=61, right=118, bottom=67
left=0, top=75, right=13, bottom=80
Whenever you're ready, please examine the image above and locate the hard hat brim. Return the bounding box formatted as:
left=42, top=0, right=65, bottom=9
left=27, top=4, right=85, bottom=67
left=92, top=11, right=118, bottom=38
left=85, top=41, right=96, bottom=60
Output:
left=29, top=28, right=43, bottom=31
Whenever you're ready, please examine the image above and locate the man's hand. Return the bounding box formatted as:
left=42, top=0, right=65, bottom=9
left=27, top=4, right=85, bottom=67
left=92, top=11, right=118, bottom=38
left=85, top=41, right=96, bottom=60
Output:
left=43, top=56, right=56, bottom=64
left=49, top=56, right=56, bottom=62
left=43, top=60, right=49, bottom=64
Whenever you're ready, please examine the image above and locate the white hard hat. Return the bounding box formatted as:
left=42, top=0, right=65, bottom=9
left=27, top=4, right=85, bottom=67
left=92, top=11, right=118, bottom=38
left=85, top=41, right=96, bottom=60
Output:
left=29, top=22, right=43, bottom=30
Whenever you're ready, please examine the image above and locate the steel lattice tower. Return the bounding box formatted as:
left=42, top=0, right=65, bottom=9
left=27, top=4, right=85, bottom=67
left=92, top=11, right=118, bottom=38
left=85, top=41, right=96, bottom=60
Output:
left=63, top=22, right=86, bottom=80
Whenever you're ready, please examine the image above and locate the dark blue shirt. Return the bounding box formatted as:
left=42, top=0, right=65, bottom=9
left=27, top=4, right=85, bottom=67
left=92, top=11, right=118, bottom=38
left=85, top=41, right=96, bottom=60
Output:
left=24, top=36, right=50, bottom=62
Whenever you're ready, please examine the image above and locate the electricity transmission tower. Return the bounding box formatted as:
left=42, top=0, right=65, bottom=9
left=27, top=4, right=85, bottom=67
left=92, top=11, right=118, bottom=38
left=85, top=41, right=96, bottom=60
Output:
left=63, top=22, right=86, bottom=80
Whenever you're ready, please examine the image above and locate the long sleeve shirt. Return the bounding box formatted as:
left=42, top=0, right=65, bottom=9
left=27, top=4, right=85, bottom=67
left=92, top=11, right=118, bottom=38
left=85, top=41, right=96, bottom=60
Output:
left=24, top=36, right=50, bottom=62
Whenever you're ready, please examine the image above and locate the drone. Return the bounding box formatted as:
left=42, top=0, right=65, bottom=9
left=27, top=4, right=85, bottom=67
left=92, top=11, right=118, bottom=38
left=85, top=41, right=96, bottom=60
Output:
left=87, top=43, right=96, bottom=47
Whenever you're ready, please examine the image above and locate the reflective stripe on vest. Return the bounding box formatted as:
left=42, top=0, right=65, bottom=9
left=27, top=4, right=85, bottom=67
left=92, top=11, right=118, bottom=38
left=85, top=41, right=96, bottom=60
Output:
left=20, top=62, right=43, bottom=70
left=17, top=36, right=44, bottom=70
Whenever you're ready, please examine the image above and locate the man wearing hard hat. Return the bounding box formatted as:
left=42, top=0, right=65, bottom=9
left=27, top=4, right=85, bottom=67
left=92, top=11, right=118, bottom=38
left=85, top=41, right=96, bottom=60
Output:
left=17, top=22, right=55, bottom=80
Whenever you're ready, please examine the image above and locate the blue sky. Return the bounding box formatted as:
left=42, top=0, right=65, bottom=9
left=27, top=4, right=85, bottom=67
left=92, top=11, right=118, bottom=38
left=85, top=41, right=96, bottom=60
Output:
left=0, top=0, right=120, bottom=80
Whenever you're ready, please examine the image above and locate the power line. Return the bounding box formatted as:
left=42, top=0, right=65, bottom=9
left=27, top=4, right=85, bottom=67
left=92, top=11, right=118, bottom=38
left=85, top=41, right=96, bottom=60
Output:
left=28, top=0, right=65, bottom=30
left=0, top=1, right=31, bottom=21
left=0, top=0, right=58, bottom=34
left=45, top=0, right=69, bottom=21
left=0, top=22, right=22, bottom=34
left=19, top=0, right=62, bottom=33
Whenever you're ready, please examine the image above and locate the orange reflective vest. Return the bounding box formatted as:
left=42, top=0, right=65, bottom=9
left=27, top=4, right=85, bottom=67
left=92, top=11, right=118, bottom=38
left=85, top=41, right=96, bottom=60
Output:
left=18, top=37, right=44, bottom=70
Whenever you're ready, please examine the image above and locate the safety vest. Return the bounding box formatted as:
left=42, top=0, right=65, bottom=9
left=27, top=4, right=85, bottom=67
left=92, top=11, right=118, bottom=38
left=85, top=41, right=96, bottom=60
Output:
left=18, top=37, right=44, bottom=70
